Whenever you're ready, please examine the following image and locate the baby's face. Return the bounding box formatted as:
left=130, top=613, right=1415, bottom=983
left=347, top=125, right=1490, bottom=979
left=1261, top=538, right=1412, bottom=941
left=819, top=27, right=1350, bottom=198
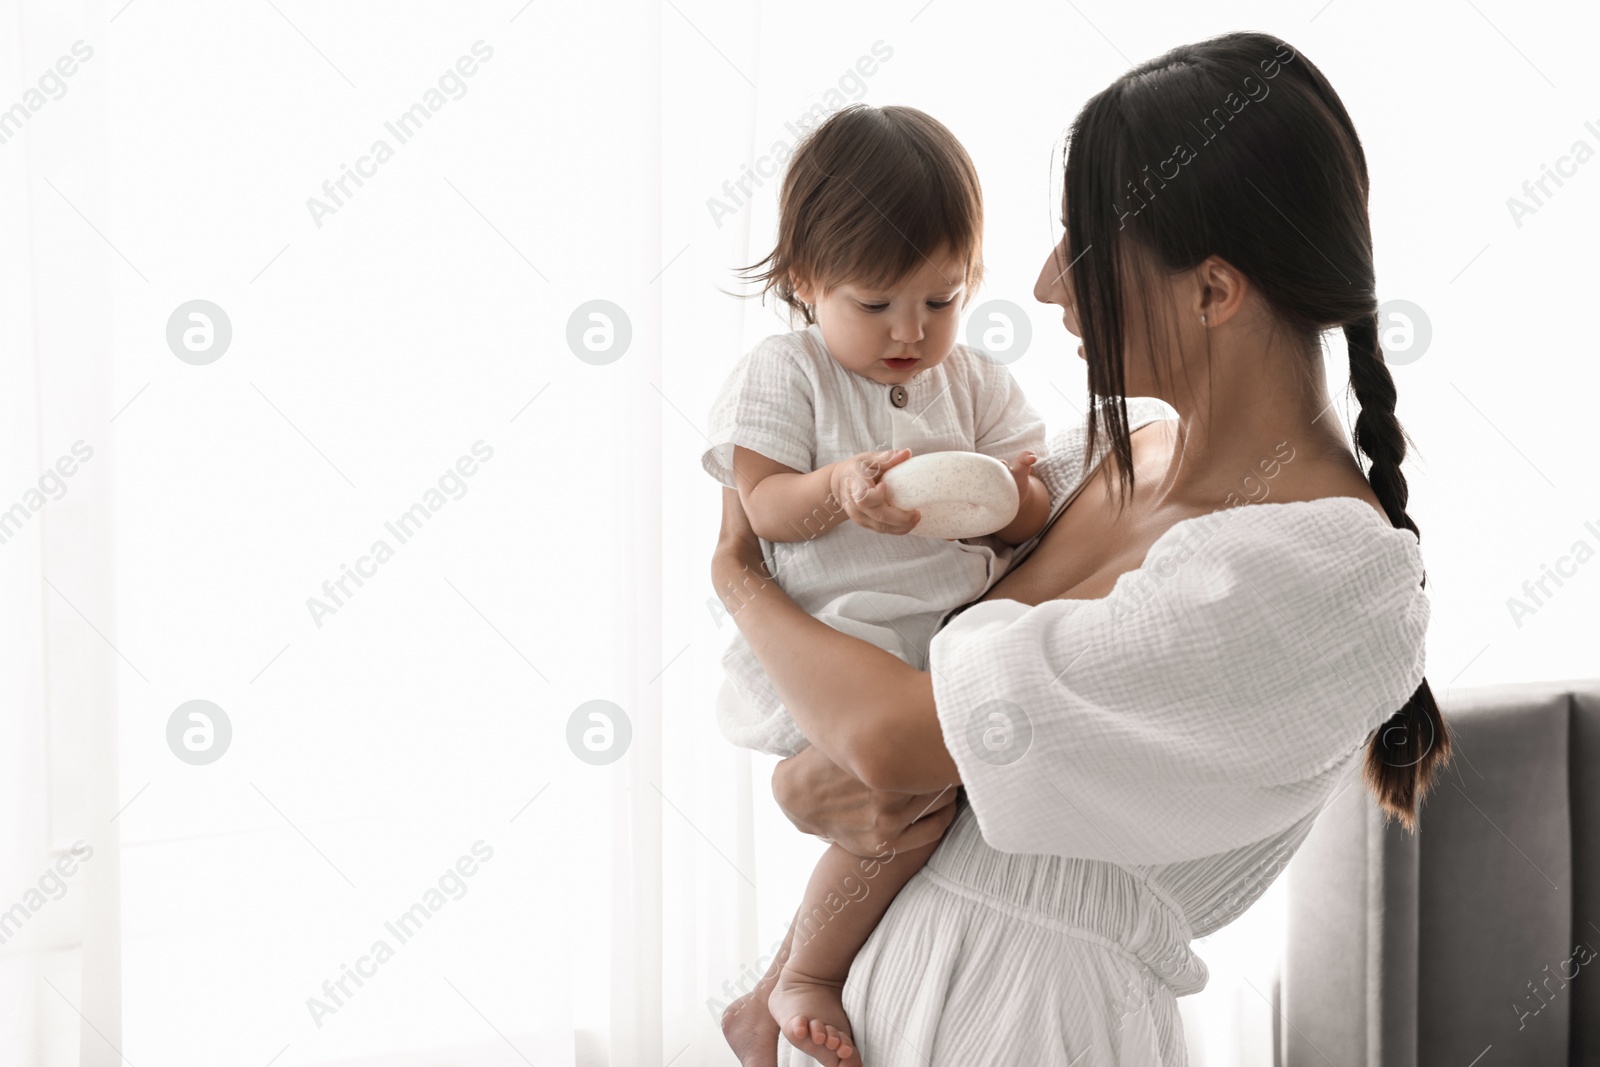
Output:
left=795, top=248, right=966, bottom=385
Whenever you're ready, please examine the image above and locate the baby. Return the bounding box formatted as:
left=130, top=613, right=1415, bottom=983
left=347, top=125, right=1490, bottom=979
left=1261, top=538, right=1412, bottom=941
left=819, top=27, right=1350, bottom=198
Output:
left=703, top=104, right=1050, bottom=1065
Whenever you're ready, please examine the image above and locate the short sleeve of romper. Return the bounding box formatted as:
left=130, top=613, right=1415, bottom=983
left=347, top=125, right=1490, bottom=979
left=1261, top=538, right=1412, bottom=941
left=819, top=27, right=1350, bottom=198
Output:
left=962, top=351, right=1048, bottom=468
left=701, top=334, right=816, bottom=487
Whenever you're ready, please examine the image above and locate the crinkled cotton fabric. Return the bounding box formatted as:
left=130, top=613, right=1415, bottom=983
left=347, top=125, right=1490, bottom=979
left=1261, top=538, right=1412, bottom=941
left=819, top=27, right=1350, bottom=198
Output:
left=702, top=324, right=1047, bottom=756
left=761, top=396, right=1430, bottom=1066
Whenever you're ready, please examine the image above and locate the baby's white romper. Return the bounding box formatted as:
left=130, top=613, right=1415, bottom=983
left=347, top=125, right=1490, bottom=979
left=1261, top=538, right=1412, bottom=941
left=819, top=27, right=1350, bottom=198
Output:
left=702, top=323, right=1048, bottom=758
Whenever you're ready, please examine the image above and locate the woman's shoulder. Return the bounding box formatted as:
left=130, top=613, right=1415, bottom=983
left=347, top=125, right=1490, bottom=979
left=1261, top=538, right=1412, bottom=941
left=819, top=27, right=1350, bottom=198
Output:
left=1199, top=496, right=1428, bottom=710
left=1034, top=396, right=1178, bottom=504
left=1135, top=496, right=1428, bottom=697
left=1046, top=395, right=1179, bottom=449
left=963, top=494, right=1428, bottom=687
left=1162, top=495, right=1421, bottom=585
left=1163, top=434, right=1411, bottom=587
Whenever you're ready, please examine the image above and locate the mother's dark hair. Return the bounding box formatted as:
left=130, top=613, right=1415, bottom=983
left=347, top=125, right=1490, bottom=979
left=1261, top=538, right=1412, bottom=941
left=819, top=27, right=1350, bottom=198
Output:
left=1060, top=31, right=1449, bottom=830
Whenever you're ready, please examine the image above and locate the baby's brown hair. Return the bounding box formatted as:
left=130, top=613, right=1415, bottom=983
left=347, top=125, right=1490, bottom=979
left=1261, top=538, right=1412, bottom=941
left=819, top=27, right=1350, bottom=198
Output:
left=740, top=104, right=985, bottom=325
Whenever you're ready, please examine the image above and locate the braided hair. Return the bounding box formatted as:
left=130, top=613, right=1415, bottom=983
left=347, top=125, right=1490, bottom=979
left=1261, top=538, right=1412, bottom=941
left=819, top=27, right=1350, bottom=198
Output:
left=1344, top=312, right=1448, bottom=827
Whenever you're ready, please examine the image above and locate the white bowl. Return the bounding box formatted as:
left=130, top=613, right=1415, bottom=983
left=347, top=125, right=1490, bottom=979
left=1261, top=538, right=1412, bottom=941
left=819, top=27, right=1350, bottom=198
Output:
left=879, top=451, right=1020, bottom=539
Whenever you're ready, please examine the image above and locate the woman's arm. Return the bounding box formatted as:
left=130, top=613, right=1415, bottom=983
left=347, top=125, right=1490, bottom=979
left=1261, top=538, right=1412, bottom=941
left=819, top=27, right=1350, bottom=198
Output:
left=712, top=486, right=961, bottom=793
left=771, top=744, right=961, bottom=858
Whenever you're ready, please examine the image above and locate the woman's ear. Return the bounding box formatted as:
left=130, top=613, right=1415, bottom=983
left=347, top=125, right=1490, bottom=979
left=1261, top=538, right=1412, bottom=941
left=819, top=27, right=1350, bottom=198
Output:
left=1193, top=255, right=1248, bottom=327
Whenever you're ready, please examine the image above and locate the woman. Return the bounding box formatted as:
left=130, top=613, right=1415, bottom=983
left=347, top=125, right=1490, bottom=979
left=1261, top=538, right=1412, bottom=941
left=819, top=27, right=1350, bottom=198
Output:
left=713, top=31, right=1450, bottom=1066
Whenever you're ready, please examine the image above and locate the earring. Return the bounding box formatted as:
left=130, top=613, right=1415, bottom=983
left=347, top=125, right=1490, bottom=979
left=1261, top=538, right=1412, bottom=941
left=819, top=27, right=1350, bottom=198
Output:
left=1200, top=313, right=1208, bottom=324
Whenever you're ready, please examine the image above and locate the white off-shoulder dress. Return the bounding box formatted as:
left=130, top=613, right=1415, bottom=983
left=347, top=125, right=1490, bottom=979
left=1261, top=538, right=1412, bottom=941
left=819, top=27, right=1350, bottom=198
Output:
left=768, top=396, right=1431, bottom=1066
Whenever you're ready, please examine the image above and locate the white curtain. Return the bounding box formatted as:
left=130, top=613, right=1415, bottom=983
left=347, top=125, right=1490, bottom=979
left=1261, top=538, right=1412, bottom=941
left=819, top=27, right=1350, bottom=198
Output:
left=1, top=1, right=122, bottom=1064
left=4, top=1, right=1595, bottom=1065
left=4, top=0, right=675, bottom=1063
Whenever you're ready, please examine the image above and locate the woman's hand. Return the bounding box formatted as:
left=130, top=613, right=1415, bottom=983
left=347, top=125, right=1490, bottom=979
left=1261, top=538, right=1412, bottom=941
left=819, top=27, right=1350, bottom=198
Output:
left=772, top=743, right=959, bottom=859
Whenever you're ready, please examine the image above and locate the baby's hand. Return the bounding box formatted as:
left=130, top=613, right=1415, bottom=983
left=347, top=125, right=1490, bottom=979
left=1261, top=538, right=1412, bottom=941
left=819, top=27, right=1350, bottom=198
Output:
left=830, top=449, right=921, bottom=535
left=1009, top=450, right=1040, bottom=501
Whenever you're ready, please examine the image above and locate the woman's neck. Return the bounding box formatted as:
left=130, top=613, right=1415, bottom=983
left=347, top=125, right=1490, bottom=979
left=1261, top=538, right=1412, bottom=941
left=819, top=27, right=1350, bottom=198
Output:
left=1141, top=331, right=1359, bottom=509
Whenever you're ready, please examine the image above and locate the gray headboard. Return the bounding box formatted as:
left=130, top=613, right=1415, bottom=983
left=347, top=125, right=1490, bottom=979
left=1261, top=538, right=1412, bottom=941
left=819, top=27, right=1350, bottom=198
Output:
left=1277, top=677, right=1600, bottom=1066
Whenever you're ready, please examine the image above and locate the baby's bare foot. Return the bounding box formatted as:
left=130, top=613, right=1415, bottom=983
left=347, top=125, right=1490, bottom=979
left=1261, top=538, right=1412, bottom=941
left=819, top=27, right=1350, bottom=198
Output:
left=767, top=965, right=857, bottom=1066
left=721, top=987, right=781, bottom=1067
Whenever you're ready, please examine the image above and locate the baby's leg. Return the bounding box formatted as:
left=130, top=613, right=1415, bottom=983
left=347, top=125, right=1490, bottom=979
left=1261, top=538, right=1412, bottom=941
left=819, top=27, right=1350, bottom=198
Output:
left=768, top=836, right=943, bottom=1065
